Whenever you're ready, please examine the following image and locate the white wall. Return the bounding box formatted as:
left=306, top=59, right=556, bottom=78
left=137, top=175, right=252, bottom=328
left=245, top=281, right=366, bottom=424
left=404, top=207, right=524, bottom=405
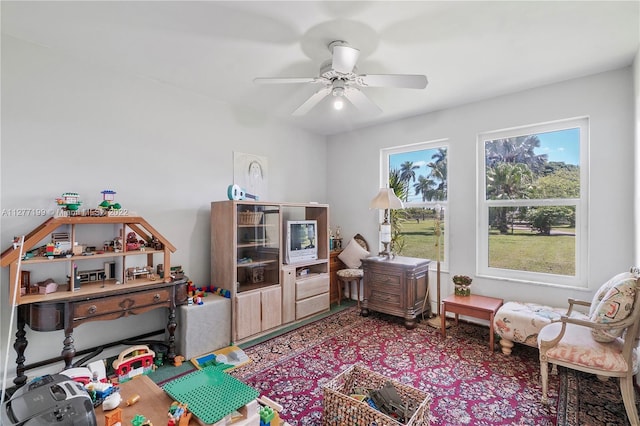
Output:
left=0, top=36, right=327, bottom=382
left=635, top=47, right=640, bottom=267
left=328, top=67, right=636, bottom=313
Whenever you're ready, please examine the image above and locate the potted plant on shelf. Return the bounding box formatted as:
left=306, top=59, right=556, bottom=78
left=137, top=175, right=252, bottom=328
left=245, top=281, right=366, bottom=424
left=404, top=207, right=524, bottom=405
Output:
left=453, top=275, right=473, bottom=296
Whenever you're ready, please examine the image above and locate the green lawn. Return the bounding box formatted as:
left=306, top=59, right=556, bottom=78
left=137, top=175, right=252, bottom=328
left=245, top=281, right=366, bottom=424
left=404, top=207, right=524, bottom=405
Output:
left=396, top=219, right=575, bottom=275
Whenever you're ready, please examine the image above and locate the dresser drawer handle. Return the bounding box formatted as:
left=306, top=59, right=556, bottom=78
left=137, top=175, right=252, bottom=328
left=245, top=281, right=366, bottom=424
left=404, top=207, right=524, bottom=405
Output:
left=153, top=294, right=161, bottom=302
left=87, top=305, right=97, bottom=315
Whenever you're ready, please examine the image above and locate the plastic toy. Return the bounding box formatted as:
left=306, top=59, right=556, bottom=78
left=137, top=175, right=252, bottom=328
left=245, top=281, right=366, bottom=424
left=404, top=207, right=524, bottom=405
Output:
left=104, top=408, right=122, bottom=426
left=98, top=189, right=122, bottom=211
left=126, top=232, right=142, bottom=250
left=211, top=286, right=231, bottom=298
left=126, top=394, right=140, bottom=406
left=259, top=406, right=275, bottom=426
left=112, top=345, right=155, bottom=383
left=173, top=355, right=185, bottom=367
left=101, top=391, right=122, bottom=410
left=56, top=192, right=82, bottom=212
left=168, top=401, right=191, bottom=426
left=131, top=414, right=152, bottom=426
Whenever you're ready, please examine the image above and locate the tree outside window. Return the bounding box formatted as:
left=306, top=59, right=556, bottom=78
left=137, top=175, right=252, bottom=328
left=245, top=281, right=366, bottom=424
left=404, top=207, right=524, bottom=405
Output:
left=383, top=142, right=448, bottom=264
left=478, top=118, right=588, bottom=286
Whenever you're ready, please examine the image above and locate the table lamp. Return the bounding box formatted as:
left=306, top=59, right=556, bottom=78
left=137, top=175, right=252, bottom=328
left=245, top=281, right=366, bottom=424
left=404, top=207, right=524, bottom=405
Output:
left=370, top=188, right=404, bottom=258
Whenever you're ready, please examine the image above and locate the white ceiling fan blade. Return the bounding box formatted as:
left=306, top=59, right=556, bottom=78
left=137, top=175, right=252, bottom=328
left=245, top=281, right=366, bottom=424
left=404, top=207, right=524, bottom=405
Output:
left=292, top=86, right=331, bottom=116
left=356, top=74, right=428, bottom=89
left=343, top=87, right=382, bottom=115
left=254, top=77, right=321, bottom=85
left=332, top=45, right=360, bottom=74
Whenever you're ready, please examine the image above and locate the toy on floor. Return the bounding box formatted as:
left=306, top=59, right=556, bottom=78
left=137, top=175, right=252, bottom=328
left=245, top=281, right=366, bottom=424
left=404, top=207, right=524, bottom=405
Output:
left=112, top=345, right=155, bottom=383
left=131, top=414, right=153, bottom=426
left=173, top=355, right=185, bottom=367
left=167, top=401, right=191, bottom=426
left=104, top=407, right=122, bottom=426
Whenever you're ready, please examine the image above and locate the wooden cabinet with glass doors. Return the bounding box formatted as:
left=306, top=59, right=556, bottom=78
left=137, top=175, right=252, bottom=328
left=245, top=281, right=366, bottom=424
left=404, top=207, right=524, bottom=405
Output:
left=211, top=201, right=282, bottom=342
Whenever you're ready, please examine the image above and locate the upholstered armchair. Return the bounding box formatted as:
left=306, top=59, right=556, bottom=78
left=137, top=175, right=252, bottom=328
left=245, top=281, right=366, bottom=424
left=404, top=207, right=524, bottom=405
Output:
left=538, top=270, right=640, bottom=425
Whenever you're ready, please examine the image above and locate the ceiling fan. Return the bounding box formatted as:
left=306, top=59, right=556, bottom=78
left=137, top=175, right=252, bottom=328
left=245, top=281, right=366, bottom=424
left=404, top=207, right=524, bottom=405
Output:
left=253, top=40, right=428, bottom=116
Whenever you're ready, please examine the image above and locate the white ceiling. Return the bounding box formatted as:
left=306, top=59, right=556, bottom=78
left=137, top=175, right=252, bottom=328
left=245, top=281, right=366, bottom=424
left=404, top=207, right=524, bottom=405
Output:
left=2, top=1, right=639, bottom=136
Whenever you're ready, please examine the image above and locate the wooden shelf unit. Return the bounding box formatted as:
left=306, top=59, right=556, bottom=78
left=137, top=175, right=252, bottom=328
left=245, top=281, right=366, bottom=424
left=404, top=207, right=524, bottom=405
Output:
left=211, top=200, right=330, bottom=343
left=0, top=214, right=186, bottom=388
left=1, top=215, right=175, bottom=306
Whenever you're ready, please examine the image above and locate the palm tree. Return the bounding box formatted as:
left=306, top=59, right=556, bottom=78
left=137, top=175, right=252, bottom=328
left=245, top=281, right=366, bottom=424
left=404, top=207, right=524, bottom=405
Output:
left=413, top=175, right=437, bottom=202
left=486, top=162, right=534, bottom=233
left=388, top=168, right=407, bottom=254
left=427, top=148, right=447, bottom=201
left=399, top=161, right=419, bottom=201
left=485, top=135, right=548, bottom=175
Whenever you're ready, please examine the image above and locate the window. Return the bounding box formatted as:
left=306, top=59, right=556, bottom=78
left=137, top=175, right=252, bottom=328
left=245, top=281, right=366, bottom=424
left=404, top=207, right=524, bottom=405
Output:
left=477, top=118, right=588, bottom=287
left=382, top=140, right=448, bottom=266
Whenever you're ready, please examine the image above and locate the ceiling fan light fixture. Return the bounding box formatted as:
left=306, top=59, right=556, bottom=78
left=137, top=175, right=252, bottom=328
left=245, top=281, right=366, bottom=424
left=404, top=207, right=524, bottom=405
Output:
left=254, top=39, right=427, bottom=116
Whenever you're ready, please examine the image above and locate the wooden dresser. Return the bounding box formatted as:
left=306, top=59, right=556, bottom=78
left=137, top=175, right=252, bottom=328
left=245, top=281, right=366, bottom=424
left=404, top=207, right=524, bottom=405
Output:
left=361, top=256, right=430, bottom=329
left=329, top=250, right=345, bottom=305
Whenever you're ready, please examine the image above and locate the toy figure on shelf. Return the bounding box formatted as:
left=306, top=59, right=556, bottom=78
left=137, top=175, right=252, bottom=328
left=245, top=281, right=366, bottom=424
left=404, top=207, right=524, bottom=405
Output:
left=126, top=232, right=141, bottom=250
left=98, top=189, right=122, bottom=212
left=149, top=236, right=164, bottom=250
left=55, top=192, right=82, bottom=214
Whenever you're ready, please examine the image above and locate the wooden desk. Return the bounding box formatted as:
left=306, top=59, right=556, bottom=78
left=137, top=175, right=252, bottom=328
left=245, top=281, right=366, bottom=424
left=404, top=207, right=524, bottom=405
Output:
left=441, top=294, right=503, bottom=351
left=14, top=279, right=188, bottom=387
left=95, top=375, right=196, bottom=426
left=361, top=256, right=430, bottom=329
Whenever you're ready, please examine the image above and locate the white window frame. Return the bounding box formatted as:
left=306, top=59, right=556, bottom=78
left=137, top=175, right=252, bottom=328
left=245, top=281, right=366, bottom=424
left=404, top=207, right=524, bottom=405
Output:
left=476, top=117, right=589, bottom=287
left=382, top=139, right=449, bottom=270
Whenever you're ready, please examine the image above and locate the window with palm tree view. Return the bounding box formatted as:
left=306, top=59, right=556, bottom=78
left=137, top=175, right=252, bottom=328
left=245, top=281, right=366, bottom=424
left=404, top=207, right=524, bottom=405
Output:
left=383, top=141, right=448, bottom=265
left=478, top=118, right=588, bottom=287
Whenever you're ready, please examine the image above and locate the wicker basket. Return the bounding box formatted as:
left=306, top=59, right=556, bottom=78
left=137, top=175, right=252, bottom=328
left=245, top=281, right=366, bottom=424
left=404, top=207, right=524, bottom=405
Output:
left=238, top=211, right=263, bottom=225
left=322, top=364, right=431, bottom=426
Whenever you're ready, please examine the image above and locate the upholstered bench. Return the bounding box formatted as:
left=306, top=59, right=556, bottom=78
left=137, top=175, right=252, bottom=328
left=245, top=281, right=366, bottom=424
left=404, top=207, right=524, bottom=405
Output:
left=493, top=301, right=588, bottom=355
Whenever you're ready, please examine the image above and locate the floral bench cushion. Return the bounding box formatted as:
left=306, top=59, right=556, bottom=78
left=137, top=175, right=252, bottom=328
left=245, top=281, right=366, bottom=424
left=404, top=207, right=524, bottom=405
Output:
left=494, top=301, right=588, bottom=348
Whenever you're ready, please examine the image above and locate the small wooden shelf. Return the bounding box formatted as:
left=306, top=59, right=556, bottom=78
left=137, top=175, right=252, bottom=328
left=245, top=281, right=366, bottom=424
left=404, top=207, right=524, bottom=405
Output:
left=236, top=259, right=278, bottom=267
left=20, top=249, right=164, bottom=264
left=1, top=215, right=175, bottom=306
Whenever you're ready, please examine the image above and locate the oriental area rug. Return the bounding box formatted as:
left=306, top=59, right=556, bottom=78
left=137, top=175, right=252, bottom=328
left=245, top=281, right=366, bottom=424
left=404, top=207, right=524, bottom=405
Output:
left=153, top=306, right=634, bottom=425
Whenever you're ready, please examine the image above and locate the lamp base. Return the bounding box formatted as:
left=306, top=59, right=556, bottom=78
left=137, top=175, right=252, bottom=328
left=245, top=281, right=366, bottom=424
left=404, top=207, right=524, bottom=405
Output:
left=426, top=315, right=451, bottom=329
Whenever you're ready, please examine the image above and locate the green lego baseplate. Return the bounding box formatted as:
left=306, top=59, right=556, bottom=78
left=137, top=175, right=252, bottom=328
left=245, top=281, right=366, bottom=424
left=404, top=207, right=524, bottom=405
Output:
left=163, top=365, right=259, bottom=424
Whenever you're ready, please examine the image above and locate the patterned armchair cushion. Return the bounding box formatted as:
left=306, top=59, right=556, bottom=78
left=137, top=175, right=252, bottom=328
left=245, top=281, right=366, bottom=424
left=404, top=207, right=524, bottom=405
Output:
left=589, top=272, right=637, bottom=342
left=338, top=237, right=370, bottom=269
left=494, top=301, right=588, bottom=347
left=589, top=272, right=634, bottom=316
left=538, top=322, right=636, bottom=372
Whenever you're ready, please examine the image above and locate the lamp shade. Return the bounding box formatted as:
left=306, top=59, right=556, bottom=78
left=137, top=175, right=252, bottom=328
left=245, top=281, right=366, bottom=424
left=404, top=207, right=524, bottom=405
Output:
left=370, top=188, right=404, bottom=210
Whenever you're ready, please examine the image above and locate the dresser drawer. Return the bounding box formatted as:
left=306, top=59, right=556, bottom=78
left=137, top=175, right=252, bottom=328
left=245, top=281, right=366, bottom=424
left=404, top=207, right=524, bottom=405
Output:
left=296, top=274, right=329, bottom=300
left=73, top=288, right=172, bottom=319
left=296, top=292, right=329, bottom=319
left=369, top=272, right=400, bottom=287
left=368, top=287, right=402, bottom=307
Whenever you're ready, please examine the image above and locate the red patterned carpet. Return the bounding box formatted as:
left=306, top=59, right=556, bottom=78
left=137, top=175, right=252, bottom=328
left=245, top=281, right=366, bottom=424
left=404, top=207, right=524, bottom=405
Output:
left=230, top=306, right=561, bottom=425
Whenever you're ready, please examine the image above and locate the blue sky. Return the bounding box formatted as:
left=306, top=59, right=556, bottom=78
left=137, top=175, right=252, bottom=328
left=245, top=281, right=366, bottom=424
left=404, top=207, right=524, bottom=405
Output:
left=390, top=128, right=579, bottom=175
left=389, top=128, right=579, bottom=202
left=536, top=128, right=580, bottom=165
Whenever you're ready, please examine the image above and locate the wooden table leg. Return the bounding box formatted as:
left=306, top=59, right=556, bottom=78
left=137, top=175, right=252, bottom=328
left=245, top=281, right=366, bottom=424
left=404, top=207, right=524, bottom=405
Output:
left=489, top=312, right=495, bottom=351
left=441, top=303, right=446, bottom=337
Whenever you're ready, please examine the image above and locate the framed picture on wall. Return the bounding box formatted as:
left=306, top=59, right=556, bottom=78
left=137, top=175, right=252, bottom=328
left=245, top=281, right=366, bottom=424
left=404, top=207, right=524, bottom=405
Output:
left=233, top=152, right=268, bottom=201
